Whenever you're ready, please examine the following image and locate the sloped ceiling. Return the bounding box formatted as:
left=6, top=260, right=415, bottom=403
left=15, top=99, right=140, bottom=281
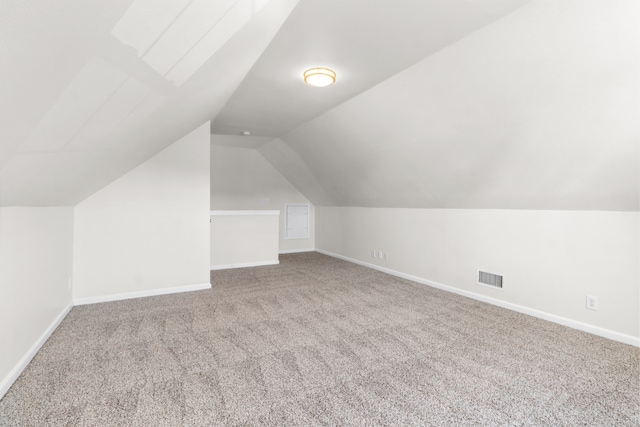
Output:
left=0, top=0, right=300, bottom=206
left=211, top=0, right=533, bottom=137
left=217, top=0, right=640, bottom=211
left=3, top=0, right=637, bottom=211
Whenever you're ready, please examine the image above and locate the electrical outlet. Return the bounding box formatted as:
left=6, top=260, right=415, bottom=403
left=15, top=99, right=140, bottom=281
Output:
left=586, top=295, right=598, bottom=311
left=377, top=250, right=383, bottom=259
left=382, top=252, right=388, bottom=261
left=371, top=250, right=376, bottom=258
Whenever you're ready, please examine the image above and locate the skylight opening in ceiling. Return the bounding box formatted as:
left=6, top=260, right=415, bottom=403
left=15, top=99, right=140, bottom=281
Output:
left=111, top=0, right=273, bottom=86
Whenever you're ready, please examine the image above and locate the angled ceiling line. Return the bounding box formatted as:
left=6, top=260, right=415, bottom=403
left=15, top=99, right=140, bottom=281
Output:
left=137, top=0, right=198, bottom=59
left=160, top=0, right=239, bottom=84
left=57, top=77, right=131, bottom=152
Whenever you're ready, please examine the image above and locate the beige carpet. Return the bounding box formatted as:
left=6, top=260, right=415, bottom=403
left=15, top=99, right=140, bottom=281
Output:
left=1, top=252, right=638, bottom=426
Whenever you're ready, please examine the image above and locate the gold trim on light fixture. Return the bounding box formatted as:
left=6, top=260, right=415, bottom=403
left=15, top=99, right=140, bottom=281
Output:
left=303, top=68, right=336, bottom=87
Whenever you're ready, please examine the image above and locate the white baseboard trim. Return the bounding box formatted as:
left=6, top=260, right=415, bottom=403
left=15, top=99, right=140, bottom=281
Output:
left=210, top=260, right=279, bottom=271
left=315, top=248, right=639, bottom=348
left=0, top=301, right=73, bottom=400
left=73, top=282, right=211, bottom=306
left=279, top=248, right=315, bottom=254
left=2, top=282, right=213, bottom=400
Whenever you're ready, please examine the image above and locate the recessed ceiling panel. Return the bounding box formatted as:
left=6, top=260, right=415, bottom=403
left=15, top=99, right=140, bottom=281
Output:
left=18, top=57, right=128, bottom=153
left=111, top=0, right=192, bottom=57
left=66, top=78, right=152, bottom=151
left=110, top=92, right=167, bottom=142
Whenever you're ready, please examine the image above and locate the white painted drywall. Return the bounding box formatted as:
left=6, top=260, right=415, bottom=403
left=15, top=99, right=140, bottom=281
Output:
left=1, top=0, right=301, bottom=207
left=210, top=211, right=279, bottom=268
left=73, top=123, right=210, bottom=301
left=0, top=207, right=74, bottom=396
left=316, top=207, right=639, bottom=341
left=210, top=144, right=315, bottom=252
left=278, top=0, right=638, bottom=211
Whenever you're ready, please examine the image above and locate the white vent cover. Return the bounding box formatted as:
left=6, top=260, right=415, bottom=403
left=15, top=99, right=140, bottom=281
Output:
left=477, top=270, right=503, bottom=289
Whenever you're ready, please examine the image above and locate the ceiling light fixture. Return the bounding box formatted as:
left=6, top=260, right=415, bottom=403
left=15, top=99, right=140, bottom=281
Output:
left=303, top=68, right=336, bottom=87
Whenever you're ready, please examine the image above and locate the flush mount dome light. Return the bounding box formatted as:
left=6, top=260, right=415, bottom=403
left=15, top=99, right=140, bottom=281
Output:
left=303, top=68, right=336, bottom=87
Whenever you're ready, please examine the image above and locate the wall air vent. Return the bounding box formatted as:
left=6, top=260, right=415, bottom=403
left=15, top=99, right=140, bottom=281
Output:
left=477, top=270, right=503, bottom=289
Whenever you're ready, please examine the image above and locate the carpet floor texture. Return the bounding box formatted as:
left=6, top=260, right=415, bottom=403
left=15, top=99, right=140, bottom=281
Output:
left=0, top=252, right=638, bottom=426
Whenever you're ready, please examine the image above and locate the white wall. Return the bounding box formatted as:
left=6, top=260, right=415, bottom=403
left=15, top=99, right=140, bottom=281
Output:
left=210, top=211, right=279, bottom=268
left=73, top=123, right=211, bottom=302
left=0, top=207, right=74, bottom=397
left=211, top=145, right=315, bottom=253
left=316, top=207, right=639, bottom=344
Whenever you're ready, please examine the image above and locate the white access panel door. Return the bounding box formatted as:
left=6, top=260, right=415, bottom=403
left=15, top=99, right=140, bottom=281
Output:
left=285, top=204, right=310, bottom=239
